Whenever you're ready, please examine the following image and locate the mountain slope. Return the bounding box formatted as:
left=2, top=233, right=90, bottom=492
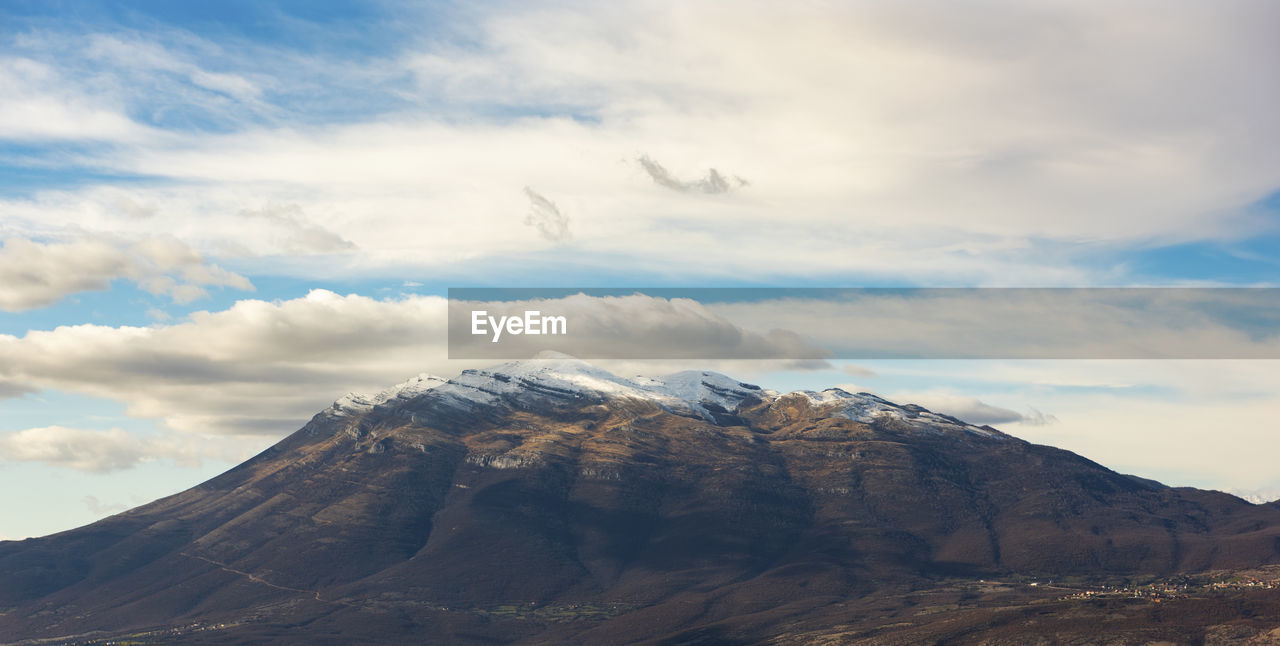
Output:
left=2, top=358, right=1278, bottom=644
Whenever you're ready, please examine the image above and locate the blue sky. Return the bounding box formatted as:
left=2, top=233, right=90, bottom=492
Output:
left=2, top=0, right=1280, bottom=538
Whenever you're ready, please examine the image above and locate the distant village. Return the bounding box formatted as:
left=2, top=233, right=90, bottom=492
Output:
left=1058, top=572, right=1280, bottom=602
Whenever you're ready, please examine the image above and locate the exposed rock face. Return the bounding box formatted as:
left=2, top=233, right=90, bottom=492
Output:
left=2, top=358, right=1279, bottom=644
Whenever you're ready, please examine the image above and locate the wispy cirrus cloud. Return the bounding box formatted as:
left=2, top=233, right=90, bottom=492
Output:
left=637, top=155, right=746, bottom=195
left=522, top=187, right=572, bottom=242
left=0, top=57, right=152, bottom=142
left=239, top=203, right=356, bottom=253
left=85, top=34, right=266, bottom=104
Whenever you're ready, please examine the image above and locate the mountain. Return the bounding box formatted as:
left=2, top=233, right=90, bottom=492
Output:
left=2, top=357, right=1280, bottom=645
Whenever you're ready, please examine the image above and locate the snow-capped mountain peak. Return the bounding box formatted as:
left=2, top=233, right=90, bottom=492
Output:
left=331, top=373, right=448, bottom=414
left=430, top=358, right=769, bottom=420
left=329, top=357, right=771, bottom=422
left=326, top=358, right=1003, bottom=438
left=792, top=388, right=1002, bottom=438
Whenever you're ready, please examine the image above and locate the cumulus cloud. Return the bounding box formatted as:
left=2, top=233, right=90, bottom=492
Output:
left=0, top=238, right=130, bottom=310
left=0, top=291, right=828, bottom=436
left=0, top=291, right=450, bottom=434
left=637, top=156, right=745, bottom=194
left=0, top=236, right=253, bottom=311
left=522, top=187, right=572, bottom=242
left=0, top=426, right=245, bottom=473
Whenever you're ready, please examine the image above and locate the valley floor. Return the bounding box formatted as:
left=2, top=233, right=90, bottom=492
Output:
left=8, top=566, right=1280, bottom=645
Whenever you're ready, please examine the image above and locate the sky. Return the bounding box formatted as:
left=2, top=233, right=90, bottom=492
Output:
left=1, top=0, right=1279, bottom=539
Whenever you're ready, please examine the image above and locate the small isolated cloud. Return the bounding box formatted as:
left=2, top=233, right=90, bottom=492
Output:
left=82, top=495, right=127, bottom=515
left=523, top=187, right=571, bottom=242
left=240, top=203, right=356, bottom=253
left=637, top=155, right=747, bottom=195
left=892, top=393, right=1027, bottom=426
left=0, top=236, right=252, bottom=311
left=842, top=364, right=877, bottom=378
left=1019, top=407, right=1060, bottom=426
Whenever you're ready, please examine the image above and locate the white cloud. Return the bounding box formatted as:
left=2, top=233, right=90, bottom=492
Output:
left=0, top=287, right=1275, bottom=498
left=842, top=364, right=877, bottom=378
left=81, top=495, right=127, bottom=515
left=85, top=34, right=262, bottom=100
left=239, top=203, right=356, bottom=253
left=637, top=155, right=744, bottom=194
left=0, top=57, right=151, bottom=142
left=834, top=383, right=868, bottom=395
left=0, top=426, right=256, bottom=473
left=0, top=291, right=449, bottom=435
left=0, top=291, right=829, bottom=437
left=886, top=392, right=1028, bottom=426
left=523, top=187, right=571, bottom=242
left=0, top=236, right=253, bottom=311
left=399, top=1, right=1280, bottom=240
left=0, top=3, right=1277, bottom=503
left=1, top=2, right=1276, bottom=283
left=1019, top=407, right=1060, bottom=427
left=858, top=359, right=1280, bottom=494
left=0, top=425, right=132, bottom=472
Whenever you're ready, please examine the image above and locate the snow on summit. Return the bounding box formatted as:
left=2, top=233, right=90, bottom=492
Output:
left=329, top=355, right=770, bottom=421
left=331, top=373, right=448, bottom=414
left=328, top=356, right=1006, bottom=437
left=431, top=356, right=772, bottom=420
